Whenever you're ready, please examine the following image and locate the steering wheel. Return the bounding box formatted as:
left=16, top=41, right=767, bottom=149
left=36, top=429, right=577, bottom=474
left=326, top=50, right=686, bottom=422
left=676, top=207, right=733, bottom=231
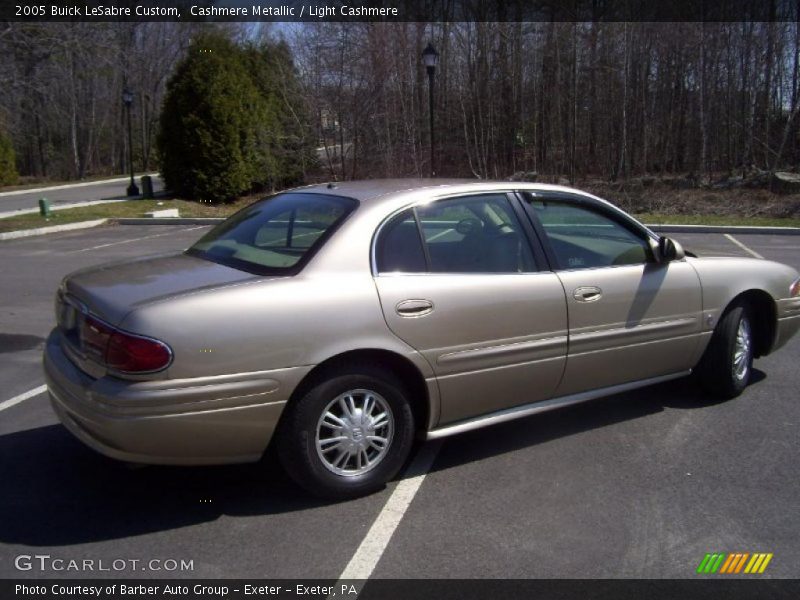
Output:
left=455, top=218, right=483, bottom=236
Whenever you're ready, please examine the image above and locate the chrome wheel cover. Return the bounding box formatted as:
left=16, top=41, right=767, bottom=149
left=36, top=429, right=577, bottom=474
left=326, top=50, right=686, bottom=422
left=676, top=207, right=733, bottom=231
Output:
left=733, top=316, right=752, bottom=381
left=315, top=389, right=394, bottom=477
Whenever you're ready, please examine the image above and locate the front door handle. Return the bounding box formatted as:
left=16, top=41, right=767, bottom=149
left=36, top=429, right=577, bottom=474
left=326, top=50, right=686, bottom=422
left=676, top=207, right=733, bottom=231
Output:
left=573, top=286, right=603, bottom=303
left=396, top=299, right=434, bottom=317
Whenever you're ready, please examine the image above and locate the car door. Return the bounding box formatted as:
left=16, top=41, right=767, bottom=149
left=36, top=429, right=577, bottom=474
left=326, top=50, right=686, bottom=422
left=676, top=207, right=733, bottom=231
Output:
left=521, top=193, right=703, bottom=396
left=372, top=192, right=568, bottom=426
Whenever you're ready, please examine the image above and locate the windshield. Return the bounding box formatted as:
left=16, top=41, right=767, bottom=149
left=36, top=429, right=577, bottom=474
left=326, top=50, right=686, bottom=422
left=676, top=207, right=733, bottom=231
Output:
left=187, top=192, right=358, bottom=275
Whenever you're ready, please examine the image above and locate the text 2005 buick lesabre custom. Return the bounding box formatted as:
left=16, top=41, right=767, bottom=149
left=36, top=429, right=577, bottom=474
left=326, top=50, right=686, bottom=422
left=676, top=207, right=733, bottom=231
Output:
left=45, top=180, right=800, bottom=499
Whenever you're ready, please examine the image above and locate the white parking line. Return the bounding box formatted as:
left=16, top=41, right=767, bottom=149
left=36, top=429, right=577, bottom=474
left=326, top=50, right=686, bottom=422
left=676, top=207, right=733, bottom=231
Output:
left=67, top=226, right=206, bottom=254
left=427, top=228, right=454, bottom=242
left=724, top=234, right=764, bottom=259
left=0, top=385, right=47, bottom=412
left=338, top=440, right=442, bottom=580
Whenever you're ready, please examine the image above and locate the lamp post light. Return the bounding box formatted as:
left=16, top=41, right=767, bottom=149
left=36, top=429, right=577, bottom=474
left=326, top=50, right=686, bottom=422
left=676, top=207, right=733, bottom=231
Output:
left=122, top=87, right=139, bottom=196
left=421, top=43, right=439, bottom=177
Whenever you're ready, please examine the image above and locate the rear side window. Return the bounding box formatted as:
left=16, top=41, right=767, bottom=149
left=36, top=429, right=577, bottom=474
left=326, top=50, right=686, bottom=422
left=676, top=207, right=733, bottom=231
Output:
left=375, top=194, right=537, bottom=274
left=375, top=210, right=427, bottom=273
left=417, top=195, right=536, bottom=273
left=188, top=193, right=357, bottom=275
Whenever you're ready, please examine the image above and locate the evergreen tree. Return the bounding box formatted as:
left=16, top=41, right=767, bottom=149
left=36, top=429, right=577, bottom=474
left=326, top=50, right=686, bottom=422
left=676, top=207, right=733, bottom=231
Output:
left=157, top=33, right=269, bottom=203
left=0, top=130, right=19, bottom=187
left=241, top=41, right=317, bottom=191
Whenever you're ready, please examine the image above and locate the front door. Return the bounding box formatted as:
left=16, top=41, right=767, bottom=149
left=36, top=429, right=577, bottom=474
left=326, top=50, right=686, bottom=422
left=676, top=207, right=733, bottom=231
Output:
left=522, top=194, right=703, bottom=396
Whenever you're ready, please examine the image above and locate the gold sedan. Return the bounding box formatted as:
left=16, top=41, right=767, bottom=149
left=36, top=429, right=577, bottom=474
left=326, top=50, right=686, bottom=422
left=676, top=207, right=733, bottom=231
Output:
left=44, top=181, right=800, bottom=499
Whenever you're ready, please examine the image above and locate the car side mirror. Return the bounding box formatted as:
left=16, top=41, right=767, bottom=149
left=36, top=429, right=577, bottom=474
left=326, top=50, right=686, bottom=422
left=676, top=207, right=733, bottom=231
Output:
left=654, top=236, right=685, bottom=262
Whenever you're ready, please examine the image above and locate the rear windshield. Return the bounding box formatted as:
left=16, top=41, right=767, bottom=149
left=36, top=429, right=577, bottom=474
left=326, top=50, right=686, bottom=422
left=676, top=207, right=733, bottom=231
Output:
left=186, top=193, right=358, bottom=275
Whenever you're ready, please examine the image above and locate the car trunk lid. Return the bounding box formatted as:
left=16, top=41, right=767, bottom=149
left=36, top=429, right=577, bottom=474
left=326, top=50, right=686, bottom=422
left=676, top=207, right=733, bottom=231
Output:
left=56, top=253, right=262, bottom=378
left=63, top=252, right=259, bottom=325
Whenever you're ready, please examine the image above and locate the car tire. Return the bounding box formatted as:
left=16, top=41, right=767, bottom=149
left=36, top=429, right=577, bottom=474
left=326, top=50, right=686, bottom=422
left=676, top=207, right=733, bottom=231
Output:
left=276, top=366, right=415, bottom=500
left=696, top=301, right=754, bottom=399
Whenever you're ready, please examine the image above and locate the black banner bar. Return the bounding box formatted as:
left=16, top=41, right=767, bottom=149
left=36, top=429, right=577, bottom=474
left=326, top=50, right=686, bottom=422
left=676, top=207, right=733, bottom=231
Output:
left=2, top=0, right=799, bottom=23
left=4, top=580, right=800, bottom=600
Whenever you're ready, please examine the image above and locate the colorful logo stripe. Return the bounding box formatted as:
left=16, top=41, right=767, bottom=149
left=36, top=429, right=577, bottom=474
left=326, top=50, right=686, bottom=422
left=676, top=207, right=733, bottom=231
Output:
left=697, top=553, right=773, bottom=574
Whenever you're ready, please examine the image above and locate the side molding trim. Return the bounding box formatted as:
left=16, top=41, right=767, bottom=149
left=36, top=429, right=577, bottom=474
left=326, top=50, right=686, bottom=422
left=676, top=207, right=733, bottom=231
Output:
left=425, top=370, right=691, bottom=440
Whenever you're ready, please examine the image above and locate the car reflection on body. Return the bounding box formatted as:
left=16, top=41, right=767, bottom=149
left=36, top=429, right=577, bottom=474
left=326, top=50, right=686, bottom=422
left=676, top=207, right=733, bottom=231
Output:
left=44, top=180, right=800, bottom=499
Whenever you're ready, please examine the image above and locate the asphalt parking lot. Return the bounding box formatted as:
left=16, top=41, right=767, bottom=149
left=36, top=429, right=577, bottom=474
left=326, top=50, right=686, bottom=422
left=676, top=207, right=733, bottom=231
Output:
left=0, top=225, right=798, bottom=580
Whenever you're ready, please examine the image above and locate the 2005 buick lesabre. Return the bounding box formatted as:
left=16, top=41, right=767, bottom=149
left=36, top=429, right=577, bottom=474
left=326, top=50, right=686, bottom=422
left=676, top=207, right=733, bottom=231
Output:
left=44, top=180, right=800, bottom=499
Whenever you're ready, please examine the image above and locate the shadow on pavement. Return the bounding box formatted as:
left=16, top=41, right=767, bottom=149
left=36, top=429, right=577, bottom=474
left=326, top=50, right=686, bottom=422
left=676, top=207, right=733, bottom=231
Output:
left=0, top=372, right=765, bottom=546
left=0, top=333, right=45, bottom=353
left=424, top=370, right=767, bottom=476
left=0, top=424, right=328, bottom=546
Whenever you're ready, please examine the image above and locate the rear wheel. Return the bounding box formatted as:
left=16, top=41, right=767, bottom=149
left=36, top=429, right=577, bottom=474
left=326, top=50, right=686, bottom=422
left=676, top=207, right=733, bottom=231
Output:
left=696, top=302, right=754, bottom=399
left=277, top=367, right=415, bottom=500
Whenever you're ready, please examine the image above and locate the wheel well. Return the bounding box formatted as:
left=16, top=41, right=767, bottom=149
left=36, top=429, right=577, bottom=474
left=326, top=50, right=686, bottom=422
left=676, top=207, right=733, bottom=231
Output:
left=286, top=349, right=430, bottom=433
left=728, top=290, right=777, bottom=358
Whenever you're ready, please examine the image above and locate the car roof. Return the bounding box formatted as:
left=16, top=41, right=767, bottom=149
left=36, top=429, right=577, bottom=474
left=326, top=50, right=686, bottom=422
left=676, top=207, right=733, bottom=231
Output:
left=285, top=178, right=604, bottom=207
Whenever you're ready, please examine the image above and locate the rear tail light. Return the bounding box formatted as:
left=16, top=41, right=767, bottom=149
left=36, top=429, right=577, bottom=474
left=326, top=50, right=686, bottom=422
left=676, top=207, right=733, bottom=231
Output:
left=80, top=315, right=172, bottom=373
left=106, top=330, right=172, bottom=373
left=791, top=277, right=800, bottom=297
left=81, top=316, right=114, bottom=360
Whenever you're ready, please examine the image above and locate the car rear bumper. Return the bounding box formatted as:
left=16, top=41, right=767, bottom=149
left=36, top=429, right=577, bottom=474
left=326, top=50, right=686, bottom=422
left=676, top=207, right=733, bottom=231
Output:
left=43, top=329, right=311, bottom=465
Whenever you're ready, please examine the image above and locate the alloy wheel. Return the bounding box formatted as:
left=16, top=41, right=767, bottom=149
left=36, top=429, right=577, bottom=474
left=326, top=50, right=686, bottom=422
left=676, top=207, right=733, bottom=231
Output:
left=315, top=389, right=394, bottom=476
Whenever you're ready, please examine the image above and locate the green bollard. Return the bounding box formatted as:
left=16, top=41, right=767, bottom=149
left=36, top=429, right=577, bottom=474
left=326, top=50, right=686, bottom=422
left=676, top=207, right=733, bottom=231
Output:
left=38, top=197, right=51, bottom=217
left=140, top=175, right=154, bottom=199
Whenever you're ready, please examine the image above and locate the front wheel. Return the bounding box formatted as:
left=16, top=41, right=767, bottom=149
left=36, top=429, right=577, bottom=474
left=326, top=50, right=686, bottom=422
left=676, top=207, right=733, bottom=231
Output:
left=696, top=302, right=754, bottom=399
left=276, top=367, right=415, bottom=500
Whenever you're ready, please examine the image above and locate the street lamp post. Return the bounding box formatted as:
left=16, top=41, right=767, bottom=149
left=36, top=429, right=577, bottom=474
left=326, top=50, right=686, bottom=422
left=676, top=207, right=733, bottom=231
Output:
left=422, top=43, right=439, bottom=178
left=122, top=87, right=139, bottom=196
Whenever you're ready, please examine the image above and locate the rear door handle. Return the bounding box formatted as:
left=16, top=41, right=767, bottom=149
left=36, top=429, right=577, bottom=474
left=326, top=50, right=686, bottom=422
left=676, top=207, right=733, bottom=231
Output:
left=573, top=286, right=603, bottom=303
left=396, top=299, right=434, bottom=317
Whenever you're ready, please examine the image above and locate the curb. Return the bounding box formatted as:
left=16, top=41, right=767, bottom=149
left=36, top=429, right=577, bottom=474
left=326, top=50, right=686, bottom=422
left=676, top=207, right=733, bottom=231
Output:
left=0, top=173, right=160, bottom=198
left=0, top=191, right=171, bottom=220
left=0, top=198, right=131, bottom=219
left=647, top=224, right=800, bottom=235
left=113, top=217, right=224, bottom=225
left=0, top=219, right=108, bottom=241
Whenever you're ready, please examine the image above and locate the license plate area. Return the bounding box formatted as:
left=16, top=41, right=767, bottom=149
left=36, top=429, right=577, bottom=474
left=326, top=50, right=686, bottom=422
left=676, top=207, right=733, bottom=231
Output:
left=56, top=293, right=107, bottom=380
left=57, top=293, right=85, bottom=350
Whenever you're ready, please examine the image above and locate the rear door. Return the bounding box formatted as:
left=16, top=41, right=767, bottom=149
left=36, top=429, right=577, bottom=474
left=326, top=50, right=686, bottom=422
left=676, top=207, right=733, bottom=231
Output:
left=520, top=193, right=703, bottom=395
left=372, top=192, right=568, bottom=426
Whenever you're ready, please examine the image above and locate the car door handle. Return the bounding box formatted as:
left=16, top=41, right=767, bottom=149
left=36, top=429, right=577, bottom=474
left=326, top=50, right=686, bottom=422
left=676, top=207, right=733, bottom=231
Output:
left=396, top=299, right=434, bottom=317
left=573, top=286, right=603, bottom=303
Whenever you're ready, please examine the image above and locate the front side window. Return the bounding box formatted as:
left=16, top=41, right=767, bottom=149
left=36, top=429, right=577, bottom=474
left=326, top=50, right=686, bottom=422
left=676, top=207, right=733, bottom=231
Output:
left=527, top=198, right=651, bottom=269
left=375, top=194, right=536, bottom=274
left=188, top=193, right=356, bottom=275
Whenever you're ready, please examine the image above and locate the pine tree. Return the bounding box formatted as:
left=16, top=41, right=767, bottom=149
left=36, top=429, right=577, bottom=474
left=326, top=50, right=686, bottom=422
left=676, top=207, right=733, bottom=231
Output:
left=157, top=33, right=270, bottom=203
left=0, top=130, right=19, bottom=187
left=241, top=41, right=317, bottom=192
